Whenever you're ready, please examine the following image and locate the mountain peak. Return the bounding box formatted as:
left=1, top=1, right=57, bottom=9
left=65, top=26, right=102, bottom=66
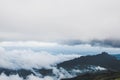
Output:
left=96, top=52, right=109, bottom=57
left=101, top=52, right=109, bottom=55
left=97, top=52, right=116, bottom=60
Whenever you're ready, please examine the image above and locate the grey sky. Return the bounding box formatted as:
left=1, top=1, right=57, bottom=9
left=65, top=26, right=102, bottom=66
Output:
left=0, top=0, right=120, bottom=41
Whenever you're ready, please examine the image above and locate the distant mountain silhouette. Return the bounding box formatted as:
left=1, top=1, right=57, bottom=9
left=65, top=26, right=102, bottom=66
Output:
left=0, top=68, right=34, bottom=79
left=58, top=52, right=120, bottom=71
left=0, top=68, right=53, bottom=79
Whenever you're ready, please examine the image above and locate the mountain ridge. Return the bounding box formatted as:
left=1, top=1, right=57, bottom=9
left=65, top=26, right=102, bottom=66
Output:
left=58, top=52, right=120, bottom=71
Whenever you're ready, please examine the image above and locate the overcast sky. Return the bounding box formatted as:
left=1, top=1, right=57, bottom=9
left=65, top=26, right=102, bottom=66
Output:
left=0, top=0, right=120, bottom=41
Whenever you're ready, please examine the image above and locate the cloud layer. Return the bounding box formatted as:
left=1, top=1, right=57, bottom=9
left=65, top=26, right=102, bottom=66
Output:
left=0, top=0, right=120, bottom=41
left=0, top=47, right=80, bottom=70
left=0, top=41, right=120, bottom=70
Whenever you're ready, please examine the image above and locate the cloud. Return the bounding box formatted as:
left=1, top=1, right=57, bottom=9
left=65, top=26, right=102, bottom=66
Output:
left=0, top=41, right=119, bottom=80
left=0, top=46, right=80, bottom=70
left=90, top=39, right=120, bottom=48
left=0, top=41, right=58, bottom=47
left=60, top=39, right=120, bottom=48
left=0, top=41, right=120, bottom=70
left=0, top=0, right=120, bottom=41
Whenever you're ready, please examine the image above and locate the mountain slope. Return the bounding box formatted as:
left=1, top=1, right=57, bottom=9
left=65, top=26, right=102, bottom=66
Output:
left=58, top=52, right=120, bottom=71
left=0, top=52, right=120, bottom=79
left=61, top=71, right=120, bottom=80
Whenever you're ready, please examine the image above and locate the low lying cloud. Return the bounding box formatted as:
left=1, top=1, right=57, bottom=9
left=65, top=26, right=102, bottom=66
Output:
left=0, top=41, right=120, bottom=70
left=0, top=41, right=119, bottom=80
left=0, top=47, right=80, bottom=70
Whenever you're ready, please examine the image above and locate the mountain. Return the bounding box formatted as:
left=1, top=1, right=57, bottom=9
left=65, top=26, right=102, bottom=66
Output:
left=1, top=52, right=120, bottom=79
left=58, top=52, right=120, bottom=71
left=60, top=52, right=120, bottom=80
left=0, top=68, right=53, bottom=79
left=61, top=71, right=120, bottom=80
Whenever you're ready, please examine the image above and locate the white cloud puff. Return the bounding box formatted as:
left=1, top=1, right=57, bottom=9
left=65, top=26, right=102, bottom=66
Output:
left=0, top=47, right=80, bottom=70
